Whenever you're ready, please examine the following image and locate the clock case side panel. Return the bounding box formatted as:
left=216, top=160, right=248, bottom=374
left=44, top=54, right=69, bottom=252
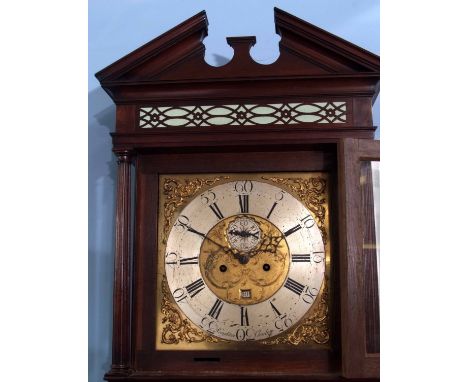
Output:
left=338, top=138, right=380, bottom=379
left=130, top=145, right=342, bottom=379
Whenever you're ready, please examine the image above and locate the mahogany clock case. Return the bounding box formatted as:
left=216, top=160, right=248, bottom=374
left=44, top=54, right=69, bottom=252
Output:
left=95, top=7, right=380, bottom=381
left=133, top=144, right=340, bottom=376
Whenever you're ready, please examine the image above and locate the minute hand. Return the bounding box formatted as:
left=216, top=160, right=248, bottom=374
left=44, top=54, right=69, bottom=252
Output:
left=187, top=226, right=236, bottom=256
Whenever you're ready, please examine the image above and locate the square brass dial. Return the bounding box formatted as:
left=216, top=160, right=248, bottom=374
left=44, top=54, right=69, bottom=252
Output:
left=155, top=172, right=331, bottom=351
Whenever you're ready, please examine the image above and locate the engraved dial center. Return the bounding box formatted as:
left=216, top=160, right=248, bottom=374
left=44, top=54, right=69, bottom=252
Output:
left=199, top=214, right=290, bottom=305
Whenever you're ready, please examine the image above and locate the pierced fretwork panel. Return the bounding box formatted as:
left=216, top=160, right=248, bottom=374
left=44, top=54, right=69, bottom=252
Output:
left=139, top=102, right=347, bottom=128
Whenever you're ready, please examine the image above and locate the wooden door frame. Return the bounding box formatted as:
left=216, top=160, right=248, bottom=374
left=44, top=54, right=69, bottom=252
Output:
left=338, top=138, right=380, bottom=378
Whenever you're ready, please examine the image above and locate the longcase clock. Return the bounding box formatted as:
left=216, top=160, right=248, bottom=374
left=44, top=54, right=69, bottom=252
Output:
left=95, top=8, right=380, bottom=381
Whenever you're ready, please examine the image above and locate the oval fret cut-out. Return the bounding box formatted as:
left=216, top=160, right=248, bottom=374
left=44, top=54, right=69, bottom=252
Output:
left=139, top=102, right=347, bottom=128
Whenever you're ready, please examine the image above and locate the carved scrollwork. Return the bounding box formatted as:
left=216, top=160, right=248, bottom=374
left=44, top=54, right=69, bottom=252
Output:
left=262, top=176, right=328, bottom=244
left=162, top=176, right=230, bottom=243
left=160, top=275, right=223, bottom=344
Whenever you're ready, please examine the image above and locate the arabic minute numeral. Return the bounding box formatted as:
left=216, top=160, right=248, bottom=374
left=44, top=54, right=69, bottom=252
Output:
left=234, top=180, right=253, bottom=194
left=313, top=252, right=325, bottom=263
left=165, top=252, right=178, bottom=265
left=236, top=329, right=246, bottom=341
left=172, top=288, right=188, bottom=303
left=200, top=190, right=216, bottom=205
left=236, top=328, right=255, bottom=341
left=300, top=215, right=315, bottom=228
left=302, top=286, right=319, bottom=304
left=174, top=215, right=190, bottom=230
left=201, top=316, right=219, bottom=333
left=274, top=316, right=293, bottom=331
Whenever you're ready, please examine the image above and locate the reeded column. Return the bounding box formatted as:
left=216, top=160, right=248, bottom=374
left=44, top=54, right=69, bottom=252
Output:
left=108, top=150, right=133, bottom=376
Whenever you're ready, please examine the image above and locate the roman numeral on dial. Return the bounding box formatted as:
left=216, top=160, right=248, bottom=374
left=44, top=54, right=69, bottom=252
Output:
left=208, top=202, right=224, bottom=220
left=266, top=202, right=278, bottom=219
left=185, top=278, right=205, bottom=298
left=269, top=301, right=282, bottom=318
left=208, top=299, right=224, bottom=320
left=239, top=195, right=249, bottom=213
left=291, top=254, right=311, bottom=262
left=240, top=306, right=249, bottom=326
left=179, top=256, right=199, bottom=265
left=284, top=277, right=305, bottom=296
left=283, top=215, right=315, bottom=237
left=167, top=256, right=199, bottom=266
left=283, top=224, right=301, bottom=237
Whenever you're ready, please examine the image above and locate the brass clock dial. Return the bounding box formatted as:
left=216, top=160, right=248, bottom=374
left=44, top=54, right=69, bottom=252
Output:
left=163, top=179, right=326, bottom=342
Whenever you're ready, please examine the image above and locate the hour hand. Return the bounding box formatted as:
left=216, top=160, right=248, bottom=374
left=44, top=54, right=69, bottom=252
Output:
left=228, top=229, right=260, bottom=239
left=228, top=229, right=247, bottom=237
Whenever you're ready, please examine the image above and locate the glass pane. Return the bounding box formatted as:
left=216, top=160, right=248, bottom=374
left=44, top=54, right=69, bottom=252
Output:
left=360, top=160, right=380, bottom=354
left=371, top=161, right=380, bottom=286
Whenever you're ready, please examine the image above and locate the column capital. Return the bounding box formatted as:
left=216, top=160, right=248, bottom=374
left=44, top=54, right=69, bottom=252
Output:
left=113, top=149, right=134, bottom=164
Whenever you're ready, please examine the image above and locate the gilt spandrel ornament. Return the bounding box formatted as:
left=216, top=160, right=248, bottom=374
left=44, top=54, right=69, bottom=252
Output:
left=160, top=275, right=223, bottom=344
left=261, top=277, right=329, bottom=345
left=162, top=176, right=230, bottom=243
left=262, top=176, right=328, bottom=244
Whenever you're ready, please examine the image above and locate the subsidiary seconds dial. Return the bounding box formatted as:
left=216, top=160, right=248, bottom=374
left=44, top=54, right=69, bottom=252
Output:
left=164, top=180, right=325, bottom=341
left=227, top=216, right=262, bottom=252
